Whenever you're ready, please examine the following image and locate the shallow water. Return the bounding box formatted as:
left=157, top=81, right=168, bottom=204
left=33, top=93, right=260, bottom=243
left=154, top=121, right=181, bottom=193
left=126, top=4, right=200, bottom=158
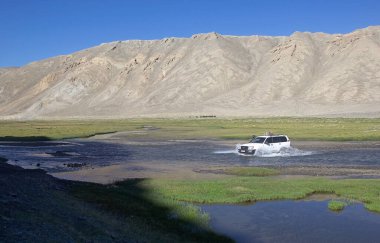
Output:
left=0, top=140, right=130, bottom=171
left=0, top=138, right=380, bottom=172
left=201, top=201, right=380, bottom=243
left=1, top=137, right=380, bottom=241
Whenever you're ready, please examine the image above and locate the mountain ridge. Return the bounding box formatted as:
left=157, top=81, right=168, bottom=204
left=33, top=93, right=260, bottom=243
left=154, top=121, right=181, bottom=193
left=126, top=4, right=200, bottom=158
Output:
left=1, top=26, right=380, bottom=119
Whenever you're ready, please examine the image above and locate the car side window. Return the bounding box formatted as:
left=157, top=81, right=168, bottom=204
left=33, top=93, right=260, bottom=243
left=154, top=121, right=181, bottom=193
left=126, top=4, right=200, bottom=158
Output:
left=280, top=136, right=287, bottom=142
left=266, top=137, right=273, bottom=144
left=273, top=137, right=280, bottom=143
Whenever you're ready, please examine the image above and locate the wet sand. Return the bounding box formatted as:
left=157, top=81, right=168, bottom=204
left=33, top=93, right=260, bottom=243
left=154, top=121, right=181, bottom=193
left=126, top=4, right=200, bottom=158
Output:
left=52, top=162, right=233, bottom=184
left=52, top=162, right=380, bottom=184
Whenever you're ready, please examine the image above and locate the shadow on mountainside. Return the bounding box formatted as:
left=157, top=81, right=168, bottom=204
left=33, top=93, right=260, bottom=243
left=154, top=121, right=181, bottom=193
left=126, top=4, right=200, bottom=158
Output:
left=0, top=157, right=231, bottom=242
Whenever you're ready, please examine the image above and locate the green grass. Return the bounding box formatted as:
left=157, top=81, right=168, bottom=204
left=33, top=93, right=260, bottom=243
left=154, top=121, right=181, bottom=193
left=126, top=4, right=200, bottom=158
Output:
left=70, top=179, right=231, bottom=242
left=328, top=200, right=347, bottom=211
left=70, top=176, right=380, bottom=240
left=224, top=167, right=280, bottom=176
left=140, top=177, right=380, bottom=213
left=2, top=118, right=379, bottom=240
left=0, top=117, right=379, bottom=141
left=0, top=120, right=137, bottom=140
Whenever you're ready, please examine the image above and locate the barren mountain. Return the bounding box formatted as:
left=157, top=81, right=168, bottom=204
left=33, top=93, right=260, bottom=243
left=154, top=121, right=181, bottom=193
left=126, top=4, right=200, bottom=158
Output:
left=1, top=26, right=380, bottom=119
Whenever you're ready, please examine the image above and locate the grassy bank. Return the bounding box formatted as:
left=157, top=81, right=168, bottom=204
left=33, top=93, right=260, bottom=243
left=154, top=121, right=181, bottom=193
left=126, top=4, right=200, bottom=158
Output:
left=0, top=117, right=380, bottom=141
left=67, top=174, right=380, bottom=241
left=70, top=179, right=231, bottom=242
left=224, top=167, right=280, bottom=176
left=140, top=177, right=380, bottom=213
left=0, top=120, right=137, bottom=140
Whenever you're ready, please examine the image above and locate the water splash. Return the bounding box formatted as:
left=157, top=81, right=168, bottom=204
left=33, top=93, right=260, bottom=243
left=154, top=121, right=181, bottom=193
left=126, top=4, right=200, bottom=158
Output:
left=213, top=144, right=242, bottom=154
left=255, top=147, right=314, bottom=157
left=214, top=145, right=314, bottom=157
left=213, top=150, right=239, bottom=154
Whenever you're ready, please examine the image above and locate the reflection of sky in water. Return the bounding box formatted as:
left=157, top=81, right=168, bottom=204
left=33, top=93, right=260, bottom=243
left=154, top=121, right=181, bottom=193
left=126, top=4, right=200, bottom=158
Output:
left=0, top=141, right=130, bottom=172
left=202, top=201, right=380, bottom=243
left=0, top=139, right=380, bottom=172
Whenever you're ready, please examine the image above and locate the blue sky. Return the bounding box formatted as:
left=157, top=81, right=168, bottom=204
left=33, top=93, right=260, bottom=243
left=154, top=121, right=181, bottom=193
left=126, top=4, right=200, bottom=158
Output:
left=1, top=0, right=379, bottom=67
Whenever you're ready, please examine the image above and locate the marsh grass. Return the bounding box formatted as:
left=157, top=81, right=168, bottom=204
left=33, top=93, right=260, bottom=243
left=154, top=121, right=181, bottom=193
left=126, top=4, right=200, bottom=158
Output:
left=224, top=167, right=280, bottom=176
left=0, top=120, right=135, bottom=140
left=2, top=118, right=380, bottom=240
left=68, top=176, right=380, bottom=241
left=0, top=117, right=379, bottom=141
left=142, top=177, right=380, bottom=213
left=70, top=179, right=230, bottom=242
left=328, top=200, right=347, bottom=211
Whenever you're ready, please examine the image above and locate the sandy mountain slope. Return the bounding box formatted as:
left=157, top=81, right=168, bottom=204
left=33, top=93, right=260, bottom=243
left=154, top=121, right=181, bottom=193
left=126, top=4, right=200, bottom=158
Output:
left=1, top=26, right=380, bottom=119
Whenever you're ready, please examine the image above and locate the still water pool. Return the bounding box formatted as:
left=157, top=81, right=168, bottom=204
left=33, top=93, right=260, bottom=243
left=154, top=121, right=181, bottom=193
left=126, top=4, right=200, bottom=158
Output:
left=202, top=200, right=380, bottom=243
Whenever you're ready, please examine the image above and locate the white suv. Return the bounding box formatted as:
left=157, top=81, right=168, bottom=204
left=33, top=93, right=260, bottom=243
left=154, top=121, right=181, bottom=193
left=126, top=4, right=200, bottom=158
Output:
left=238, top=135, right=290, bottom=155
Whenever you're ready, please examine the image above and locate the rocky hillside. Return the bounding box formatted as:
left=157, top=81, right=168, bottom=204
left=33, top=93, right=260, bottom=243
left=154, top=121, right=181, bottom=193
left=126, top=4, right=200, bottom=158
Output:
left=1, top=26, right=380, bottom=118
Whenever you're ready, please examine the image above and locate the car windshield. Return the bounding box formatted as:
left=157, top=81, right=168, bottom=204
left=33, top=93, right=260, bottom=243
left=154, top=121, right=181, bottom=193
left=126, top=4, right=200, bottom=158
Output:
left=250, top=137, right=266, bottom=143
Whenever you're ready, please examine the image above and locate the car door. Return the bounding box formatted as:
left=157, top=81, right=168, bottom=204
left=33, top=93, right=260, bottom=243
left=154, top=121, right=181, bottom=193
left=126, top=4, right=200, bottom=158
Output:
left=265, top=137, right=274, bottom=152
left=278, top=136, right=289, bottom=148
left=272, top=136, right=281, bottom=152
